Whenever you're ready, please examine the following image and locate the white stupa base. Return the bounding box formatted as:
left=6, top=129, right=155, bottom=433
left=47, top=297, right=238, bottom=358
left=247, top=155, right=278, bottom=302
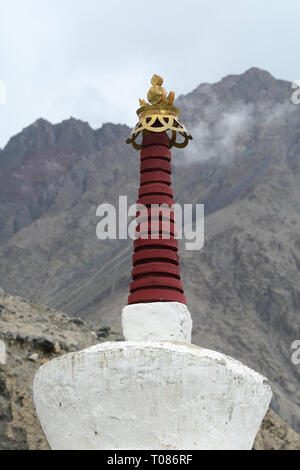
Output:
left=122, top=302, right=192, bottom=342
left=34, top=342, right=272, bottom=450
left=33, top=302, right=272, bottom=450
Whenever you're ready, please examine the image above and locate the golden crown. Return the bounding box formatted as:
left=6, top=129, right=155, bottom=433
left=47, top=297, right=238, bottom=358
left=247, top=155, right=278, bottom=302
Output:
left=126, top=75, right=192, bottom=150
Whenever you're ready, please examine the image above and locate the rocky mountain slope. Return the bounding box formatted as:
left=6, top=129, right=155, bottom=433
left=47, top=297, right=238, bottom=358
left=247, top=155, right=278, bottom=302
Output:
left=0, top=67, right=299, bottom=432
left=0, top=289, right=122, bottom=449
left=0, top=289, right=299, bottom=450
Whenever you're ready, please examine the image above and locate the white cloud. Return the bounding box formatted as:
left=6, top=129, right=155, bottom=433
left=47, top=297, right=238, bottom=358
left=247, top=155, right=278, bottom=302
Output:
left=181, top=94, right=295, bottom=165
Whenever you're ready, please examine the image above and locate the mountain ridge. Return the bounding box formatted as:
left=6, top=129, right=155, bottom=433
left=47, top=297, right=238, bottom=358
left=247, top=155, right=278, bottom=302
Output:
left=0, top=67, right=299, bottom=432
left=1, top=288, right=299, bottom=450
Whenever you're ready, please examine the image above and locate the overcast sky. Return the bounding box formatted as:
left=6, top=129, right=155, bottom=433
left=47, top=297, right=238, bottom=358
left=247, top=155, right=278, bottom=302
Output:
left=0, top=0, right=299, bottom=148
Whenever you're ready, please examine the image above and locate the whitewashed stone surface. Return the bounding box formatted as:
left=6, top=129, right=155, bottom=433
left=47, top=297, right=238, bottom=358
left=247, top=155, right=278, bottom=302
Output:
left=34, top=341, right=272, bottom=450
left=122, top=302, right=192, bottom=343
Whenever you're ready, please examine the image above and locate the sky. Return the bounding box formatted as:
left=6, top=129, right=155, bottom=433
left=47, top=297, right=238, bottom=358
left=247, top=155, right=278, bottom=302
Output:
left=0, top=0, right=299, bottom=148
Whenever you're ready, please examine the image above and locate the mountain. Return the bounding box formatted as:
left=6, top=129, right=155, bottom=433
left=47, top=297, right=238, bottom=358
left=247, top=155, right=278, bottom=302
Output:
left=0, top=289, right=299, bottom=450
left=0, top=67, right=299, bottom=432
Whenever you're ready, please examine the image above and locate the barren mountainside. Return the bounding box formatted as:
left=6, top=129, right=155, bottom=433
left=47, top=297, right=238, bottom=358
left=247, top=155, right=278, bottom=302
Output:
left=0, top=67, right=299, bottom=433
left=0, top=289, right=299, bottom=450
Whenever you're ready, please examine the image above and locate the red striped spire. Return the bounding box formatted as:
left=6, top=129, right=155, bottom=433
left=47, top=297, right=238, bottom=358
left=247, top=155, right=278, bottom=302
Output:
left=126, top=74, right=192, bottom=305
left=128, top=131, right=187, bottom=305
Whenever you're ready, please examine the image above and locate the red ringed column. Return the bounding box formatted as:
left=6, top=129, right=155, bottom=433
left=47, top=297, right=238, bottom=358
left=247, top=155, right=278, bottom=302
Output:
left=128, top=131, right=187, bottom=305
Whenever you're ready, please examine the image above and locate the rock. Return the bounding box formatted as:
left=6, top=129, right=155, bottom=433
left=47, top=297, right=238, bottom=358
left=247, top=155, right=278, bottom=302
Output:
left=254, top=409, right=300, bottom=450
left=69, top=318, right=84, bottom=326
left=28, top=353, right=39, bottom=362
left=34, top=338, right=55, bottom=353
left=96, top=327, right=111, bottom=339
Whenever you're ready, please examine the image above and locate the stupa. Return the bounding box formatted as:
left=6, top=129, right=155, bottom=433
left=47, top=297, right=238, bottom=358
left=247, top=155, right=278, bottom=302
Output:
left=33, top=75, right=272, bottom=450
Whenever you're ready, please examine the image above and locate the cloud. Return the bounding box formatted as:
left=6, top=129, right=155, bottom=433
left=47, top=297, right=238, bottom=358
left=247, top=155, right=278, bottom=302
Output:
left=181, top=92, right=254, bottom=164
left=179, top=92, right=295, bottom=166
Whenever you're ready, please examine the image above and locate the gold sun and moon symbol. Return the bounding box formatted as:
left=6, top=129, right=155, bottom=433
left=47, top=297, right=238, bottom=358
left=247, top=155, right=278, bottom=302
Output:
left=126, top=74, right=192, bottom=150
left=139, top=74, right=175, bottom=108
